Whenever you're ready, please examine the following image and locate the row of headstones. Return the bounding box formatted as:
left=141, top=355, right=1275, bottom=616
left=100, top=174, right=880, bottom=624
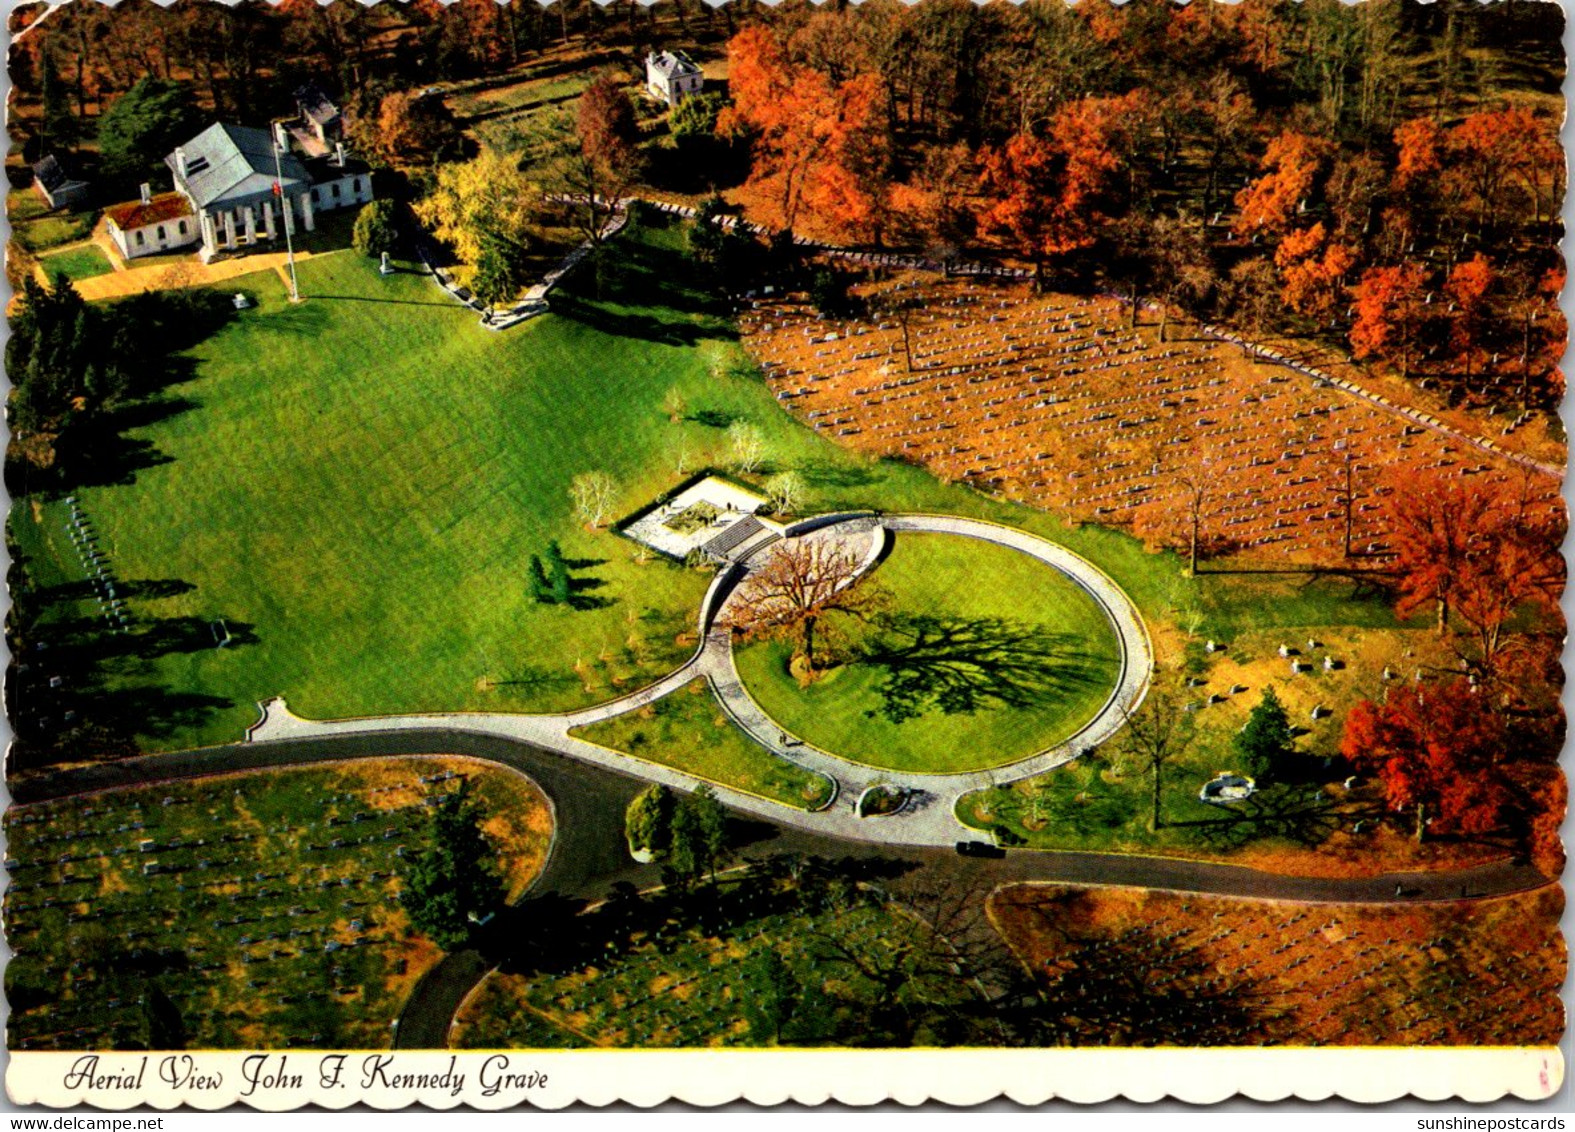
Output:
left=63, top=495, right=128, bottom=633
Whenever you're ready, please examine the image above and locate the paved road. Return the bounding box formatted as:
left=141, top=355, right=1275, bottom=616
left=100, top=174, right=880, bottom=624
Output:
left=15, top=729, right=1552, bottom=1048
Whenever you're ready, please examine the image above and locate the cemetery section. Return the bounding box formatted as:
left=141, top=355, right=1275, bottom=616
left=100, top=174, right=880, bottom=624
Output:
left=450, top=868, right=987, bottom=1049
left=953, top=619, right=1556, bottom=874
left=3, top=756, right=552, bottom=1051
left=988, top=883, right=1566, bottom=1047
left=741, top=276, right=1563, bottom=570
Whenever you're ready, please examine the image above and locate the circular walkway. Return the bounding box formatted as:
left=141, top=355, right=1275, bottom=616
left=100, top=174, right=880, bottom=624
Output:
left=700, top=514, right=1153, bottom=798
left=240, top=511, right=1151, bottom=845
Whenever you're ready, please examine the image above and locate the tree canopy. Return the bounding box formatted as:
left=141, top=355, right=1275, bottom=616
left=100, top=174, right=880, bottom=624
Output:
left=1341, top=679, right=1510, bottom=841
left=397, top=784, right=506, bottom=951
left=97, top=77, right=202, bottom=184
left=352, top=199, right=400, bottom=259
left=414, top=147, right=536, bottom=294
left=1232, top=686, right=1293, bottom=781
left=721, top=538, right=888, bottom=674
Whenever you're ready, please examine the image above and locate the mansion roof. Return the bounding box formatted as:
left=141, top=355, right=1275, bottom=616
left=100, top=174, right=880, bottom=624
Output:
left=169, top=123, right=309, bottom=211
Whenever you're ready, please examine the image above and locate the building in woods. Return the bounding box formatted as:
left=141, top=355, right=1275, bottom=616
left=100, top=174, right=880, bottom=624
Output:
left=645, top=50, right=704, bottom=108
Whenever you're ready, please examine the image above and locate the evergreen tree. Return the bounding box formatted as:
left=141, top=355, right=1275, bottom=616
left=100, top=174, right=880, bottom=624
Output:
left=352, top=199, right=400, bottom=259
left=7, top=274, right=91, bottom=434
left=97, top=77, right=202, bottom=185
left=740, top=950, right=835, bottom=1045
left=1233, top=686, right=1294, bottom=782
left=471, top=231, right=529, bottom=312
left=397, top=784, right=506, bottom=950
left=39, top=53, right=77, bottom=155
left=545, top=540, right=572, bottom=605
left=625, top=783, right=673, bottom=855
left=809, top=268, right=852, bottom=317
left=668, top=799, right=700, bottom=883
left=691, top=785, right=729, bottom=880
left=141, top=984, right=187, bottom=1051
left=690, top=195, right=729, bottom=266
left=527, top=554, right=552, bottom=604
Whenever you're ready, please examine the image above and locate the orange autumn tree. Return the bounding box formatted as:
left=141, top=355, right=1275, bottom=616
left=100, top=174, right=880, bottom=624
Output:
left=1232, top=131, right=1331, bottom=237
left=1378, top=465, right=1496, bottom=636
left=1376, top=467, right=1563, bottom=677
left=1503, top=262, right=1568, bottom=408
left=1391, top=116, right=1444, bottom=193
left=976, top=92, right=1143, bottom=286
left=885, top=142, right=974, bottom=263
left=1340, top=679, right=1511, bottom=841
left=1446, top=106, right=1564, bottom=233
left=1348, top=261, right=1428, bottom=376
left=1445, top=253, right=1495, bottom=388
left=720, top=24, right=890, bottom=242
left=1274, top=222, right=1357, bottom=322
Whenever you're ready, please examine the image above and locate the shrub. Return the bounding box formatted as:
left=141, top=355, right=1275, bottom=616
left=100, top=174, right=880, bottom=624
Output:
left=352, top=199, right=400, bottom=259
left=626, top=783, right=673, bottom=855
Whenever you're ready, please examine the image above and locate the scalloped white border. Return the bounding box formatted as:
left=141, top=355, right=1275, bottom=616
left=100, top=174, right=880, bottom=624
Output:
left=3, top=1048, right=1565, bottom=1109
left=5, top=0, right=1569, bottom=1111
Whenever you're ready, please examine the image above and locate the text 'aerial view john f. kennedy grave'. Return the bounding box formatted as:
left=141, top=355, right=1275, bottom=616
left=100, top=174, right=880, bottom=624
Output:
left=1, top=0, right=1567, bottom=1109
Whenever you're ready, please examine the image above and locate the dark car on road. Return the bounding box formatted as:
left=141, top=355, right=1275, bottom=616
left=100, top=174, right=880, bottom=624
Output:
left=955, top=840, right=1006, bottom=859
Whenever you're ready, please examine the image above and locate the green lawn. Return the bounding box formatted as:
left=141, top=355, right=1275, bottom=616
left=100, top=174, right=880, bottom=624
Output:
left=39, top=244, right=115, bottom=281
left=733, top=532, right=1123, bottom=773
left=10, top=214, right=1411, bottom=755
left=9, top=189, right=98, bottom=253
left=570, top=679, right=834, bottom=809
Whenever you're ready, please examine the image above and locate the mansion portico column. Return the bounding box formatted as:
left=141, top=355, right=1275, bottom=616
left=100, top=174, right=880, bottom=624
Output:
left=301, top=191, right=316, bottom=232
left=244, top=205, right=257, bottom=244
left=262, top=198, right=276, bottom=240
left=199, top=211, right=219, bottom=262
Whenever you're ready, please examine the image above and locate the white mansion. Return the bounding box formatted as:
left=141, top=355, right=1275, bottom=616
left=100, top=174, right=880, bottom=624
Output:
left=105, top=120, right=373, bottom=264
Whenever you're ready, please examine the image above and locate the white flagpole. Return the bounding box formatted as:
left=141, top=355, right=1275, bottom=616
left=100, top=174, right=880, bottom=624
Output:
left=273, top=118, right=301, bottom=303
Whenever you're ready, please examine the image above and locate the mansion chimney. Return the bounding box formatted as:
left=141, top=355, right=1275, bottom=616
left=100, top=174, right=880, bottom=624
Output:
left=139, top=182, right=152, bottom=205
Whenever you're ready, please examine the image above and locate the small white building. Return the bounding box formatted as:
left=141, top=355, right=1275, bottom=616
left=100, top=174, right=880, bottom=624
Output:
left=645, top=50, right=703, bottom=108
left=104, top=185, right=197, bottom=261
left=31, top=154, right=90, bottom=210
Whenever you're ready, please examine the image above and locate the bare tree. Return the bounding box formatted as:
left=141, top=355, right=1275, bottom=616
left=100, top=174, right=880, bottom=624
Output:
left=1111, top=682, right=1194, bottom=833
left=765, top=470, right=807, bottom=515
left=727, top=421, right=767, bottom=474
left=721, top=538, right=886, bottom=674
left=871, top=289, right=922, bottom=373
left=569, top=470, right=619, bottom=529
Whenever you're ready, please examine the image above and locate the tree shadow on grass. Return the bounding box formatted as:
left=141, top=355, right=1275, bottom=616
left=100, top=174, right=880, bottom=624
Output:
left=43, top=392, right=207, bottom=493
left=855, top=615, right=1111, bottom=725
left=999, top=887, right=1298, bottom=1046
left=800, top=459, right=882, bottom=491
left=566, top=574, right=614, bottom=612
left=552, top=292, right=736, bottom=349
left=687, top=408, right=737, bottom=429
left=1167, top=783, right=1346, bottom=851
left=489, top=663, right=579, bottom=697
left=9, top=558, right=253, bottom=776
